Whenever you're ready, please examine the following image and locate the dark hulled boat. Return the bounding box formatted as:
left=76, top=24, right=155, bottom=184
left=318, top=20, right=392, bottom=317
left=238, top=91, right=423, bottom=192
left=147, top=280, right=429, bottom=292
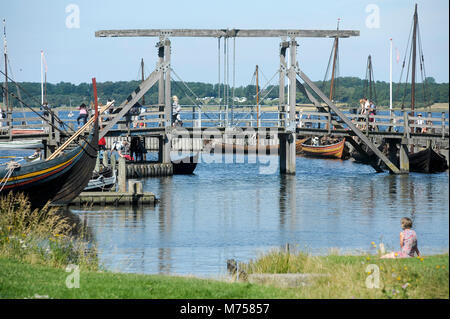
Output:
left=0, top=124, right=98, bottom=207
left=172, top=153, right=199, bottom=175
left=408, top=148, right=448, bottom=173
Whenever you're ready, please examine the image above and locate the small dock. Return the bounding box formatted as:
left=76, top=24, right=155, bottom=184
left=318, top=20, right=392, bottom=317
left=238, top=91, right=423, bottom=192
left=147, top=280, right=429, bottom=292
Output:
left=70, top=180, right=156, bottom=206
left=70, top=191, right=155, bottom=206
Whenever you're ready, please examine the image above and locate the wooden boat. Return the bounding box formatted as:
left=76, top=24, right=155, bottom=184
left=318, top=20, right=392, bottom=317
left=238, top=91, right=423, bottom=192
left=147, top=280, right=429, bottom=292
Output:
left=84, top=166, right=116, bottom=191
left=301, top=137, right=346, bottom=159
left=172, top=153, right=199, bottom=175
left=0, top=123, right=98, bottom=207
left=0, top=139, right=44, bottom=150
left=295, top=137, right=309, bottom=154
left=408, top=148, right=448, bottom=173
left=204, top=138, right=307, bottom=155
left=11, top=128, right=45, bottom=135
left=216, top=142, right=279, bottom=155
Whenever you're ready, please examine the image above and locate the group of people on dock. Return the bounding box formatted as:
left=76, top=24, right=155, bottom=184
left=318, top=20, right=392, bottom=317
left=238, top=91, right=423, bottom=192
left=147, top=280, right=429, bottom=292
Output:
left=109, top=136, right=147, bottom=162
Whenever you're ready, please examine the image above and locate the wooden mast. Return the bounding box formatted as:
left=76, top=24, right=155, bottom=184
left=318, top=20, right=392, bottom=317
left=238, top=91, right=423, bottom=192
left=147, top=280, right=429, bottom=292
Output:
left=141, top=58, right=145, bottom=105
left=411, top=4, right=418, bottom=122
left=329, top=39, right=338, bottom=101
left=329, top=18, right=340, bottom=102
left=255, top=64, right=259, bottom=146
left=2, top=19, right=8, bottom=116
left=326, top=19, right=340, bottom=131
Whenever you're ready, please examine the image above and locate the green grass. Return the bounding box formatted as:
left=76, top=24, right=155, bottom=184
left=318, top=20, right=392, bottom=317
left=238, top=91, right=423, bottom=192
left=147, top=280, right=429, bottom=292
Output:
left=1, top=252, right=448, bottom=299
left=0, top=256, right=300, bottom=299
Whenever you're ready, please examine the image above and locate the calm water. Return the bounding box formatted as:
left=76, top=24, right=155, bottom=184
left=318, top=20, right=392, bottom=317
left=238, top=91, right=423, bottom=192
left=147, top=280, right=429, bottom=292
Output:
left=70, top=154, right=449, bottom=277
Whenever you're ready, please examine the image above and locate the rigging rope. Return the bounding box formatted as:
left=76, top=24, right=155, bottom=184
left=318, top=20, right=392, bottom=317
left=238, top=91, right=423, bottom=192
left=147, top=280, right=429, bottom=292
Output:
left=0, top=160, right=20, bottom=192
left=0, top=69, right=94, bottom=149
left=169, top=68, right=213, bottom=121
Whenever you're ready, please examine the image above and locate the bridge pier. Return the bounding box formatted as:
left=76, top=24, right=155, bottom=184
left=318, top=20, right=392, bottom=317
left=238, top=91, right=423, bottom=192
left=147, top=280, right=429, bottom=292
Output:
left=279, top=132, right=296, bottom=175
left=399, top=138, right=410, bottom=173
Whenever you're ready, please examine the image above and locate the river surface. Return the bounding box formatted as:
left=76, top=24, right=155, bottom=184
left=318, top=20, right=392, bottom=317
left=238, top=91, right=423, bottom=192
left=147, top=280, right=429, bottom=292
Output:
left=69, top=154, right=449, bottom=277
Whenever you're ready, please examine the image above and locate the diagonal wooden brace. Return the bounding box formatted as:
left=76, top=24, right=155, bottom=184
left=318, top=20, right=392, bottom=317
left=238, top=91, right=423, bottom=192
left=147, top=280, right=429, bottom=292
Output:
left=99, top=66, right=164, bottom=139
left=296, top=68, right=401, bottom=174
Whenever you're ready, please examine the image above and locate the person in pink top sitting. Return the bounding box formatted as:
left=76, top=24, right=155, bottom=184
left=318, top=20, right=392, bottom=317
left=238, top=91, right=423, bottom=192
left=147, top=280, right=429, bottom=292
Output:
left=381, top=217, right=421, bottom=258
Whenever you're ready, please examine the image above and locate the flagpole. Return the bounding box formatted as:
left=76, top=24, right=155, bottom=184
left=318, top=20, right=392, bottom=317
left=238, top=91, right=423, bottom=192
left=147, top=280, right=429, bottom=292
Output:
left=389, top=38, right=393, bottom=117
left=40, top=50, right=44, bottom=105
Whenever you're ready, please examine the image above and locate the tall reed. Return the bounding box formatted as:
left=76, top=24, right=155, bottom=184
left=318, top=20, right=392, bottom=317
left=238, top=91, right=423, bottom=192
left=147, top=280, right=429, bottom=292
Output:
left=0, top=192, right=98, bottom=270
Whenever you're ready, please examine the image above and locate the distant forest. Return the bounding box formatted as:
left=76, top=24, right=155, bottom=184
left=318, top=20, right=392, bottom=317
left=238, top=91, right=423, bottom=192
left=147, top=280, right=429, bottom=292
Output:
left=2, top=76, right=448, bottom=109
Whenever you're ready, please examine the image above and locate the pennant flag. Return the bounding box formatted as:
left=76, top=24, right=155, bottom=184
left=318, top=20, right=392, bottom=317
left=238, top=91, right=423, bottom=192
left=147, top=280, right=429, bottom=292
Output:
left=41, top=51, right=48, bottom=73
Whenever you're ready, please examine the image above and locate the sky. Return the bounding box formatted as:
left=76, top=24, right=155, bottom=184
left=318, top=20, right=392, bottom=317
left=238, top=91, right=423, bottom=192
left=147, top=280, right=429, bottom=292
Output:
left=2, top=0, right=449, bottom=87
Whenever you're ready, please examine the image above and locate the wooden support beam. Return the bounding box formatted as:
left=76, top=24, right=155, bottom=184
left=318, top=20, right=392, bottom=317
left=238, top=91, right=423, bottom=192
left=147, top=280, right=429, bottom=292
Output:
left=99, top=68, right=163, bottom=139
left=96, top=29, right=360, bottom=39
left=296, top=68, right=401, bottom=174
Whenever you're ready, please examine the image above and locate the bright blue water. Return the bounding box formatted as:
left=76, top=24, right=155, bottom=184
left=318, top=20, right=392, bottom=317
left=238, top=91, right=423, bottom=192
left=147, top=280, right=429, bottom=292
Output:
left=70, top=154, right=449, bottom=277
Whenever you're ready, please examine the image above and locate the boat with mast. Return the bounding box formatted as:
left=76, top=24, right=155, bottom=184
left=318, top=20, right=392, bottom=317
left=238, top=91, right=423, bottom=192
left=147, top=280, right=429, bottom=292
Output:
left=0, top=78, right=108, bottom=207
left=396, top=4, right=447, bottom=173
left=1, top=20, right=44, bottom=138
left=300, top=18, right=346, bottom=159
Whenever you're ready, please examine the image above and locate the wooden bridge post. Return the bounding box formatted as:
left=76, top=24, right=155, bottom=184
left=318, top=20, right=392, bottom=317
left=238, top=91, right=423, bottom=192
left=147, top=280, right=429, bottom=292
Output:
left=95, top=154, right=100, bottom=172
left=162, top=133, right=171, bottom=164
left=442, top=112, right=446, bottom=139
left=110, top=152, right=116, bottom=170
left=279, top=132, right=296, bottom=175
left=278, top=41, right=288, bottom=127
left=118, top=156, right=126, bottom=192
left=164, top=39, right=172, bottom=129
left=278, top=38, right=298, bottom=175
left=102, top=150, right=109, bottom=168
left=158, top=39, right=165, bottom=126
left=399, top=138, right=410, bottom=173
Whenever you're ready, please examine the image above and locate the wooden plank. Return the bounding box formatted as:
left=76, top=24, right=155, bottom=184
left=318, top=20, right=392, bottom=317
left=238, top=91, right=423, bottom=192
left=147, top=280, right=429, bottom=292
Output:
left=95, top=29, right=359, bottom=38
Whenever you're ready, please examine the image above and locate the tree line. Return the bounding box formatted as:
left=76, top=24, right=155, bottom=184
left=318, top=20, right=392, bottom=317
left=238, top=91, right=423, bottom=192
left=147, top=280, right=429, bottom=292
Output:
left=2, top=76, right=448, bottom=109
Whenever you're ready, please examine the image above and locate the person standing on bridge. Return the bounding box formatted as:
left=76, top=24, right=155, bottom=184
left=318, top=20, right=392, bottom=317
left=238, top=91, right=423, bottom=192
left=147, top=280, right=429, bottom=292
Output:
left=77, top=103, right=88, bottom=127
left=416, top=113, right=424, bottom=133
left=172, top=95, right=182, bottom=127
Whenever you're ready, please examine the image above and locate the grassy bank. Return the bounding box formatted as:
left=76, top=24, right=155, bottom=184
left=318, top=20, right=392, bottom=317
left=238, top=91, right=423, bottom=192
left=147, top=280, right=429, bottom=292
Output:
left=240, top=249, right=449, bottom=299
left=0, top=193, right=98, bottom=271
left=1, top=252, right=447, bottom=299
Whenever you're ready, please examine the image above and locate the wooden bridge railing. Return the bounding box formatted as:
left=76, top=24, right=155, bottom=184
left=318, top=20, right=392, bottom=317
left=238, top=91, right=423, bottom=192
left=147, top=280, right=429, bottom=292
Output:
left=1, top=108, right=448, bottom=140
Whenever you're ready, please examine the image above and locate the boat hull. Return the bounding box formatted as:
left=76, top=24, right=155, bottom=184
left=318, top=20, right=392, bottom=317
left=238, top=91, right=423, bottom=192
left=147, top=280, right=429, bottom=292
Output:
left=11, top=129, right=45, bottom=135
left=301, top=138, right=346, bottom=159
left=409, top=148, right=448, bottom=173
left=172, top=154, right=199, bottom=175
left=0, top=127, right=98, bottom=207
left=0, top=140, right=44, bottom=150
